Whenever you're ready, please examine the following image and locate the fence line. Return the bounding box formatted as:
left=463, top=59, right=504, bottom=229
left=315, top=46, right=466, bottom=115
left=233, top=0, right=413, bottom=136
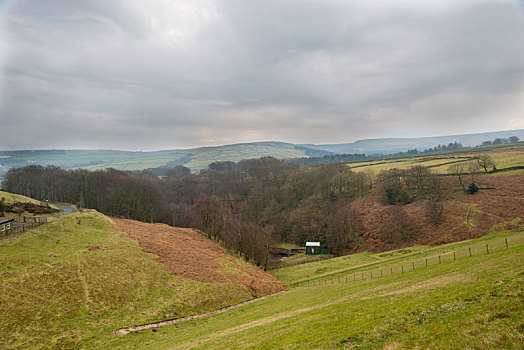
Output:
left=1, top=208, right=73, bottom=239
left=270, top=255, right=333, bottom=270
left=0, top=219, right=47, bottom=238
left=290, top=234, right=521, bottom=288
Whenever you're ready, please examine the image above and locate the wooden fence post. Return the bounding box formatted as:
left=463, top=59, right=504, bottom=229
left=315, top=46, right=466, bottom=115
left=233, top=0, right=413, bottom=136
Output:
left=505, top=238, right=509, bottom=249
left=486, top=243, right=489, bottom=254
left=412, top=262, right=415, bottom=271
left=469, top=247, right=472, bottom=257
left=453, top=252, right=456, bottom=261
left=401, top=265, right=404, bottom=273
left=390, top=267, right=393, bottom=275
left=438, top=255, right=441, bottom=264
left=425, top=258, right=428, bottom=267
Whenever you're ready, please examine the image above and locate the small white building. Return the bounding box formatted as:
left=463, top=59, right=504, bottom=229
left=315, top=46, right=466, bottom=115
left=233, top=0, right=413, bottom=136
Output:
left=0, top=218, right=14, bottom=235
left=305, top=241, right=320, bottom=254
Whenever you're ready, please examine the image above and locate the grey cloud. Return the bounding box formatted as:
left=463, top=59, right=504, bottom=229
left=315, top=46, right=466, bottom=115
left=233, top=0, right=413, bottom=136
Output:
left=1, top=0, right=523, bottom=150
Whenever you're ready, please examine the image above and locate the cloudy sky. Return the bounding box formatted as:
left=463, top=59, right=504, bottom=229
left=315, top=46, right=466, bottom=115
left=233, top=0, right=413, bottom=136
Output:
left=1, top=0, right=523, bottom=150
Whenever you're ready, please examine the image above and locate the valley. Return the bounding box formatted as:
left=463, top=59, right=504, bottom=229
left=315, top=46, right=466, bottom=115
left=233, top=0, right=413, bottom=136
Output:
left=1, top=139, right=523, bottom=349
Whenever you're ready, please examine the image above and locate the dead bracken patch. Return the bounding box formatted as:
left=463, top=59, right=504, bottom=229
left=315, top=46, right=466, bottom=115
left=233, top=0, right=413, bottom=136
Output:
left=355, top=174, right=524, bottom=253
left=115, top=219, right=285, bottom=296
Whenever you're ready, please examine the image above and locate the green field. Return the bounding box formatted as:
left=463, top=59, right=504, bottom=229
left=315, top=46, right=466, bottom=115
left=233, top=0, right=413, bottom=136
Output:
left=348, top=144, right=524, bottom=177
left=1, top=211, right=523, bottom=348
left=1, top=186, right=524, bottom=349
left=0, top=143, right=318, bottom=179
left=0, top=190, right=49, bottom=206
left=102, top=229, right=524, bottom=349
left=0, top=212, right=258, bottom=349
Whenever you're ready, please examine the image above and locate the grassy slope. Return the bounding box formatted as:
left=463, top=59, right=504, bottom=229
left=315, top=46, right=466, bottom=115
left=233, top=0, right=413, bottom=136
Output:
left=0, top=190, right=60, bottom=218
left=274, top=230, right=524, bottom=285
left=110, top=229, right=524, bottom=349
left=0, top=190, right=46, bottom=206
left=0, top=211, right=259, bottom=349
left=0, top=144, right=312, bottom=175
left=348, top=144, right=524, bottom=176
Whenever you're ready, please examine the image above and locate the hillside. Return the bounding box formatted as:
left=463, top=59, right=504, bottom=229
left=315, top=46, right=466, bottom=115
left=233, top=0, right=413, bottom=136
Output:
left=303, top=129, right=524, bottom=154
left=0, top=142, right=328, bottom=182
left=342, top=146, right=524, bottom=252
left=0, top=190, right=52, bottom=207
left=0, top=211, right=283, bottom=349
left=108, top=229, right=524, bottom=349
left=0, top=190, right=60, bottom=219
left=347, top=144, right=524, bottom=175
left=4, top=145, right=523, bottom=267
left=2, top=130, right=522, bottom=183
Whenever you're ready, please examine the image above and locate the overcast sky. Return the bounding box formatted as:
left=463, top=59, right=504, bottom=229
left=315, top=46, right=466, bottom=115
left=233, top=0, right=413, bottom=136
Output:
left=1, top=0, right=523, bottom=150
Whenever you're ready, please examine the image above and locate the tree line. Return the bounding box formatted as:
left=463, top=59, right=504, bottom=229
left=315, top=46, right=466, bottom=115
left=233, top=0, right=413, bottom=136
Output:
left=3, top=152, right=492, bottom=267
left=3, top=159, right=374, bottom=267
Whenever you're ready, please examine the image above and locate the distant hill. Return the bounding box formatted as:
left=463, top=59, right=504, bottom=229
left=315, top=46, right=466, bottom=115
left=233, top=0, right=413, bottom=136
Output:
left=301, top=129, right=524, bottom=154
left=1, top=129, right=522, bottom=182
left=0, top=143, right=330, bottom=182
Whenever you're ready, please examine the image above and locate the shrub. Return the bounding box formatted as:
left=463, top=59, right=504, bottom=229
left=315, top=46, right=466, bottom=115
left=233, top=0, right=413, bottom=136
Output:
left=467, top=182, right=479, bottom=194
left=381, top=183, right=411, bottom=205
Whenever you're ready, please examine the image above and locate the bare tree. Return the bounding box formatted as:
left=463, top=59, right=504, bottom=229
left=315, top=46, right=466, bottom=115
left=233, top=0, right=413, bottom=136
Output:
left=477, top=154, right=495, bottom=173
left=448, top=163, right=466, bottom=192
left=327, top=205, right=363, bottom=255
left=468, top=161, right=482, bottom=183
left=391, top=205, right=412, bottom=241
left=425, top=201, right=445, bottom=227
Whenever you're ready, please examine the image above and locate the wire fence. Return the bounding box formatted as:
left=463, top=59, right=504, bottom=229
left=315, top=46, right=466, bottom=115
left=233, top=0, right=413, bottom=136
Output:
left=290, top=233, right=523, bottom=288
left=269, top=255, right=333, bottom=270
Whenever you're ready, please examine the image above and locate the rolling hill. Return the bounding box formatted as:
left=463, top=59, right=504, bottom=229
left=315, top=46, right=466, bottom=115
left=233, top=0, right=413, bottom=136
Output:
left=301, top=129, right=524, bottom=154
left=1, top=129, right=522, bottom=183
left=108, top=228, right=524, bottom=349
left=0, top=211, right=283, bottom=349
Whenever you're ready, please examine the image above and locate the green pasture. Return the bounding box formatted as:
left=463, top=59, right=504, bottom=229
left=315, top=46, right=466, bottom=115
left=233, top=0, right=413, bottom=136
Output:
left=1, top=211, right=522, bottom=349
left=183, top=144, right=308, bottom=170
left=109, top=228, right=524, bottom=349
left=0, top=212, right=254, bottom=350
left=347, top=144, right=524, bottom=177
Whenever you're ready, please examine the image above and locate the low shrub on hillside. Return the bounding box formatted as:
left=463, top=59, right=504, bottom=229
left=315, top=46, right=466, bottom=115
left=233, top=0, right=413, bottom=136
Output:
left=467, top=182, right=479, bottom=194
left=7, top=202, right=60, bottom=215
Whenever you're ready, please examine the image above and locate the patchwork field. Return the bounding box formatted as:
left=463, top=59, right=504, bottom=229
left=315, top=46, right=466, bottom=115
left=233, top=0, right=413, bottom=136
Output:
left=348, top=144, right=524, bottom=176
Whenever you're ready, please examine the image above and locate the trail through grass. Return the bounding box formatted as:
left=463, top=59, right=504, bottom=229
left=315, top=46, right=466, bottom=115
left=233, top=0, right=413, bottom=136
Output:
left=0, top=211, right=258, bottom=349
left=106, top=227, right=524, bottom=349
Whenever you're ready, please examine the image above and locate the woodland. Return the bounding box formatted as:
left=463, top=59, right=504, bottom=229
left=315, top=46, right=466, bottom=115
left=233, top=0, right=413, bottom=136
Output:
left=3, top=154, right=463, bottom=269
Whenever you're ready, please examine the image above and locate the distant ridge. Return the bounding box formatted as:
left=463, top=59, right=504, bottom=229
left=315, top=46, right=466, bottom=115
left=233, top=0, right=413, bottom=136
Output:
left=1, top=129, right=522, bottom=181
left=301, top=129, right=524, bottom=154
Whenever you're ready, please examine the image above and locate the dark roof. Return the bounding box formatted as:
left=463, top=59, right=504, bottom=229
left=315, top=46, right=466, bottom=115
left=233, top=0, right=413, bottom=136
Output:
left=0, top=218, right=14, bottom=224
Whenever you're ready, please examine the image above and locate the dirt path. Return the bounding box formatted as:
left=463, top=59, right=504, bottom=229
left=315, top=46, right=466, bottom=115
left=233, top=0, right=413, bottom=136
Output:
left=113, top=291, right=285, bottom=336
